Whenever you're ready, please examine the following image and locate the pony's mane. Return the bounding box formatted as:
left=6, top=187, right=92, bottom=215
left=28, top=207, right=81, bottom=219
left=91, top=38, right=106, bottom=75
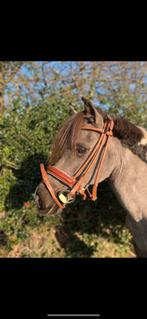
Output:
left=48, top=107, right=147, bottom=165
left=49, top=112, right=85, bottom=165
left=113, top=117, right=144, bottom=145
left=113, top=117, right=147, bottom=163
left=100, top=112, right=147, bottom=163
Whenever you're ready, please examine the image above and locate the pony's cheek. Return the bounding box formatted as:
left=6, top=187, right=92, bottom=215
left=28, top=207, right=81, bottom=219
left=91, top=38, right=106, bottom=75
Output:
left=55, top=155, right=80, bottom=176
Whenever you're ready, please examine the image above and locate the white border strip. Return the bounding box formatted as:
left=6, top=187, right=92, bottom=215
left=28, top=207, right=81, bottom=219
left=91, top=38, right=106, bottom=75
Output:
left=47, top=315, right=101, bottom=317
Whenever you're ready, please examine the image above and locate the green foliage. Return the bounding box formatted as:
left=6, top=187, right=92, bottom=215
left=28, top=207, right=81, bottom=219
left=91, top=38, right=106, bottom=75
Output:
left=1, top=61, right=147, bottom=257
left=0, top=91, right=146, bottom=257
left=0, top=96, right=72, bottom=212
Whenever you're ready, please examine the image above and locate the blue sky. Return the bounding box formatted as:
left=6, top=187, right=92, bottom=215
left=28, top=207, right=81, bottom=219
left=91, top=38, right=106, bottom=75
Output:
left=4, top=61, right=147, bottom=110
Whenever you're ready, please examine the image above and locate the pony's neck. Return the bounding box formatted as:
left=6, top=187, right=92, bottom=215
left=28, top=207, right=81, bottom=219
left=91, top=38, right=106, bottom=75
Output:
left=109, top=138, right=147, bottom=221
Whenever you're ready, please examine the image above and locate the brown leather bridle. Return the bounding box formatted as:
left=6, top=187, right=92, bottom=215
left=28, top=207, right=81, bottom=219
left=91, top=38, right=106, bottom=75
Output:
left=40, top=116, right=114, bottom=210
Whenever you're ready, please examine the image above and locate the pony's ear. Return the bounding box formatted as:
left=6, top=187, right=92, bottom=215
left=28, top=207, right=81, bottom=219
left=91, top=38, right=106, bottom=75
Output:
left=81, top=97, right=100, bottom=124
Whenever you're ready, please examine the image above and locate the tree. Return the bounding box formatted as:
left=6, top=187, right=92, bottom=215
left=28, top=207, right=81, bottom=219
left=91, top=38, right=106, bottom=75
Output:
left=0, top=62, right=24, bottom=114
left=1, top=61, right=147, bottom=127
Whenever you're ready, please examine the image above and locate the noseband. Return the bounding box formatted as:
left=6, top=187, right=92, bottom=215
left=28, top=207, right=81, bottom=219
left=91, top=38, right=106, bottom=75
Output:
left=40, top=117, right=114, bottom=209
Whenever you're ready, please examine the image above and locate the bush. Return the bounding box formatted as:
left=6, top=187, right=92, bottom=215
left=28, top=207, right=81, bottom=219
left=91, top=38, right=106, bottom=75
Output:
left=1, top=96, right=146, bottom=257
left=0, top=96, right=72, bottom=212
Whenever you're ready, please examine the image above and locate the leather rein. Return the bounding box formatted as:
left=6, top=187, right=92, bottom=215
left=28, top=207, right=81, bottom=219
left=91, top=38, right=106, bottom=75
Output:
left=40, top=117, right=114, bottom=210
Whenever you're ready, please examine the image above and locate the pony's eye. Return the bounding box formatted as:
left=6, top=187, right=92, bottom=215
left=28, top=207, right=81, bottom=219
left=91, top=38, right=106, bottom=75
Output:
left=76, top=144, right=88, bottom=156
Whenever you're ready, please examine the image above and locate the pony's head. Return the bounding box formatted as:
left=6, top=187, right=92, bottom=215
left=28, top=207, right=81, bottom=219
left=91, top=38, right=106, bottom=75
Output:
left=35, top=97, right=116, bottom=215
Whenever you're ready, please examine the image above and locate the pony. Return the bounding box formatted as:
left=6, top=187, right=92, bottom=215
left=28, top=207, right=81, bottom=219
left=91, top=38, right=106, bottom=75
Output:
left=35, top=97, right=147, bottom=257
